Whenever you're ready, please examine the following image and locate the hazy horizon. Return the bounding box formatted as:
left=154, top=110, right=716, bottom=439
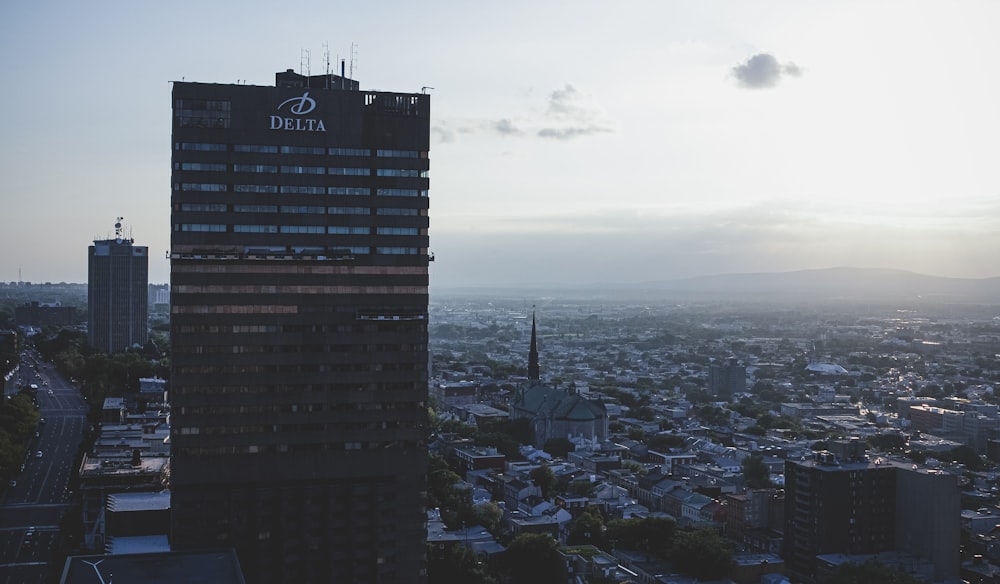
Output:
left=3, top=1, right=999, bottom=288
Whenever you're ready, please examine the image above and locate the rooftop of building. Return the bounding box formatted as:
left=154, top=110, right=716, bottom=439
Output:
left=792, top=452, right=959, bottom=477
left=79, top=454, right=168, bottom=477
left=106, top=490, right=171, bottom=513
left=60, top=550, right=245, bottom=584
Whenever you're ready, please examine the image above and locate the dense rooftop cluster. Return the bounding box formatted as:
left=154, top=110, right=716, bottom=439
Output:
left=426, top=296, right=1000, bottom=583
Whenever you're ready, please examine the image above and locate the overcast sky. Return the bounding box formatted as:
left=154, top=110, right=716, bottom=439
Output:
left=2, top=1, right=998, bottom=288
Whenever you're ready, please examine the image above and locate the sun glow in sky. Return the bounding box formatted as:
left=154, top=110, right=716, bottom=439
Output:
left=1, top=1, right=998, bottom=288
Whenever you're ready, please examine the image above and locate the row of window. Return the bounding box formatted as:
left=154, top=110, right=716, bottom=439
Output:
left=178, top=224, right=419, bottom=236
left=178, top=163, right=428, bottom=177
left=174, top=440, right=415, bottom=456
left=179, top=183, right=428, bottom=197
left=175, top=327, right=425, bottom=340
left=175, top=361, right=421, bottom=375
left=177, top=143, right=424, bottom=158
left=175, top=100, right=232, bottom=129
left=180, top=202, right=418, bottom=217
left=173, top=382, right=422, bottom=396
left=177, top=418, right=419, bottom=436
left=174, top=342, right=423, bottom=356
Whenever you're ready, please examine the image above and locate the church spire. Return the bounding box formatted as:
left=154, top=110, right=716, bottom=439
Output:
left=528, top=308, right=540, bottom=381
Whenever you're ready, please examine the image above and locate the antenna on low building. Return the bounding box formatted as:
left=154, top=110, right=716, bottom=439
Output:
left=349, top=42, right=357, bottom=79
left=300, top=48, right=311, bottom=77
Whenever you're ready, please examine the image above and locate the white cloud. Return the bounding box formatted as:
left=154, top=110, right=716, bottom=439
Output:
left=732, top=53, right=803, bottom=89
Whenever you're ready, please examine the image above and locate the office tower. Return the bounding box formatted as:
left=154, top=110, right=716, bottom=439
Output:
left=169, top=69, right=430, bottom=583
left=88, top=220, right=149, bottom=353
left=784, top=449, right=959, bottom=582
left=708, top=359, right=746, bottom=398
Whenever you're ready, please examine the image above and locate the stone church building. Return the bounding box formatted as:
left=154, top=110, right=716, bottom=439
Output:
left=509, top=313, right=608, bottom=448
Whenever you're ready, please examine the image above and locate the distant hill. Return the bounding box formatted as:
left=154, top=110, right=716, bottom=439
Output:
left=433, top=267, right=1000, bottom=307
left=636, top=267, right=1000, bottom=304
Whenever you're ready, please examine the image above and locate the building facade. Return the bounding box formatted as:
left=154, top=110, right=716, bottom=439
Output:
left=784, top=451, right=959, bottom=583
left=169, top=69, right=430, bottom=583
left=708, top=359, right=746, bottom=398
left=88, top=223, right=149, bottom=353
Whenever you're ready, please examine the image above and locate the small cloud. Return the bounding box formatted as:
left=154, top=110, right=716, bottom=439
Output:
left=545, top=84, right=585, bottom=119
left=431, top=125, right=456, bottom=143
left=537, top=126, right=612, bottom=140
left=537, top=84, right=612, bottom=140
left=732, top=53, right=803, bottom=89
left=492, top=118, right=524, bottom=136
left=436, top=83, right=613, bottom=142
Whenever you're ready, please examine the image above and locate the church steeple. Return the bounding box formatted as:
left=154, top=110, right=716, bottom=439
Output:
left=528, top=309, right=539, bottom=381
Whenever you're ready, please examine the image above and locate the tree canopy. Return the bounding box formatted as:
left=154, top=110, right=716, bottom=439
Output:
left=501, top=533, right=565, bottom=584
left=742, top=453, right=772, bottom=489
left=605, top=516, right=675, bottom=559
left=668, top=527, right=735, bottom=581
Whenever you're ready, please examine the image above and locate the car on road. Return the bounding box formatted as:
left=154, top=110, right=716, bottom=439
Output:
left=23, top=528, right=35, bottom=547
left=34, top=450, right=43, bottom=458
left=7, top=480, right=15, bottom=487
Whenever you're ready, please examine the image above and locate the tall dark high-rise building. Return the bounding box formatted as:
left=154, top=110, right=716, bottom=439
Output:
left=784, top=446, right=959, bottom=583
left=88, top=220, right=149, bottom=353
left=169, top=69, right=430, bottom=583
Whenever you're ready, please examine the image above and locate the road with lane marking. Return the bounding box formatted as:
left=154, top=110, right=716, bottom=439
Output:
left=0, top=349, right=89, bottom=583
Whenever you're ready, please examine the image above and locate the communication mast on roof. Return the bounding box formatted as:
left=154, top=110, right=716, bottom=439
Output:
left=300, top=49, right=311, bottom=77
left=115, top=217, right=124, bottom=244
left=349, top=42, right=357, bottom=79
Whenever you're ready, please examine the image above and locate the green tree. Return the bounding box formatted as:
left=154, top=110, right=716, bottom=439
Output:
left=567, top=478, right=597, bottom=498
left=645, top=433, right=686, bottom=452
left=0, top=393, right=40, bottom=481
left=668, top=528, right=734, bottom=580
left=605, top=516, right=675, bottom=559
left=543, top=437, right=574, bottom=459
left=948, top=445, right=986, bottom=470
left=530, top=464, right=556, bottom=500
left=566, top=506, right=606, bottom=548
left=428, top=453, right=463, bottom=509
left=866, top=433, right=907, bottom=452
left=427, top=542, right=498, bottom=584
left=501, top=533, right=565, bottom=584
left=741, top=454, right=772, bottom=489
left=471, top=502, right=504, bottom=535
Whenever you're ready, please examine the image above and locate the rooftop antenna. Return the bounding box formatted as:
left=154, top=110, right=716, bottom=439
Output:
left=300, top=49, right=311, bottom=77
left=114, top=217, right=124, bottom=244
left=349, top=42, right=357, bottom=79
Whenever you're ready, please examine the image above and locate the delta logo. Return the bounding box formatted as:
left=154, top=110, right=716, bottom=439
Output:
left=270, top=92, right=327, bottom=132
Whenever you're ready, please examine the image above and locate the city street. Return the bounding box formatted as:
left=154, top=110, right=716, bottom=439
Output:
left=0, top=350, right=89, bottom=583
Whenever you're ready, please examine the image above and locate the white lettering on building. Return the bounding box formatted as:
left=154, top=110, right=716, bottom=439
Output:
left=270, top=92, right=327, bottom=132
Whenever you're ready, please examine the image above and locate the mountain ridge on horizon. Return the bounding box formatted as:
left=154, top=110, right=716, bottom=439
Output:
left=434, top=266, right=1000, bottom=304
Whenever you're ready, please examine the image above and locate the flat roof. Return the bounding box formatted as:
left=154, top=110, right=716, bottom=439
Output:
left=107, top=491, right=171, bottom=512
left=60, top=550, right=245, bottom=584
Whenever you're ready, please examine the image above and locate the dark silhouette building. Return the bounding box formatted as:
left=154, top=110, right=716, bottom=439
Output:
left=708, top=359, right=746, bottom=398
left=169, top=69, right=430, bottom=583
left=15, top=301, right=78, bottom=327
left=784, top=446, right=959, bottom=582
left=88, top=220, right=149, bottom=353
